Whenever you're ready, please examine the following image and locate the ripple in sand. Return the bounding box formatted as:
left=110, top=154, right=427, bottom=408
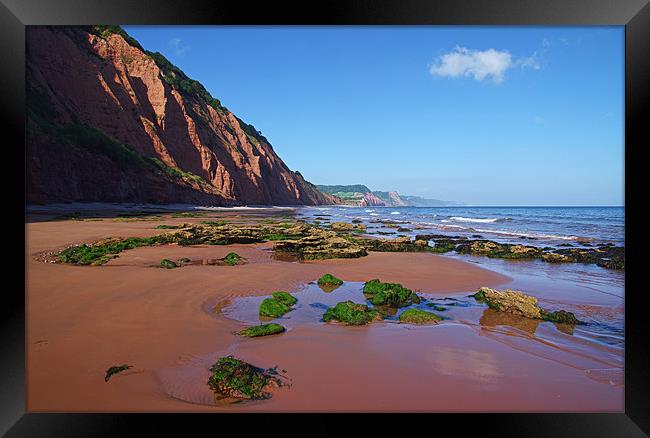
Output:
left=584, top=368, right=624, bottom=387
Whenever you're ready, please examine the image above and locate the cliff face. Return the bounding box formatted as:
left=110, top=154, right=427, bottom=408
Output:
left=26, top=26, right=336, bottom=206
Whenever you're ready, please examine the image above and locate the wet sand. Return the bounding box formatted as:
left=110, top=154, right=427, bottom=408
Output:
left=26, top=213, right=623, bottom=412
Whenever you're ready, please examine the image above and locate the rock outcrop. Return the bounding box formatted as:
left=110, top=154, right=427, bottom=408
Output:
left=26, top=26, right=336, bottom=206
left=473, top=287, right=582, bottom=324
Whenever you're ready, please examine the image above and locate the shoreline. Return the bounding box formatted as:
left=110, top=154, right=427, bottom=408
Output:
left=26, top=211, right=623, bottom=412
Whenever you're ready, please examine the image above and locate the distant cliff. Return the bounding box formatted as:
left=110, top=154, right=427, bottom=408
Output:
left=317, top=184, right=463, bottom=207
left=316, top=185, right=384, bottom=206
left=26, top=26, right=336, bottom=206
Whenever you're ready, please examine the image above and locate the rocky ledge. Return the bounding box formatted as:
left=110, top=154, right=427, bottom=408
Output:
left=472, top=287, right=582, bottom=324
left=50, top=219, right=624, bottom=269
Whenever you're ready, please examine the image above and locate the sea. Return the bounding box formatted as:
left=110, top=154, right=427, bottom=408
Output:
left=296, top=205, right=625, bottom=354
left=296, top=206, right=624, bottom=248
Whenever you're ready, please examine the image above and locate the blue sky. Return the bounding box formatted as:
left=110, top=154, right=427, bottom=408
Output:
left=123, top=26, right=624, bottom=206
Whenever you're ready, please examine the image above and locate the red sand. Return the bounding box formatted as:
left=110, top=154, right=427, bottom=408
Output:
left=26, top=215, right=622, bottom=412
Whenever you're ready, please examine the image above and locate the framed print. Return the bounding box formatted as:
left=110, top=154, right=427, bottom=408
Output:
left=3, top=0, right=648, bottom=435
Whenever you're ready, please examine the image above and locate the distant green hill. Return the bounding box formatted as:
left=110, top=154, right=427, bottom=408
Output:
left=318, top=184, right=464, bottom=206
left=316, top=185, right=372, bottom=194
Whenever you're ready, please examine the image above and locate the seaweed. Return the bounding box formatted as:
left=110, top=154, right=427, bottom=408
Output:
left=236, top=323, right=286, bottom=337
left=271, top=291, right=298, bottom=307
left=105, top=364, right=132, bottom=382
left=362, top=279, right=421, bottom=308
left=398, top=308, right=443, bottom=324
left=222, top=252, right=245, bottom=266
left=322, top=301, right=381, bottom=325
left=317, top=273, right=343, bottom=287
left=160, top=259, right=178, bottom=269
left=259, top=292, right=297, bottom=318
left=207, top=356, right=287, bottom=400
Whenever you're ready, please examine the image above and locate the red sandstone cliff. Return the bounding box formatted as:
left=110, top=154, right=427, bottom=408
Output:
left=26, top=26, right=336, bottom=206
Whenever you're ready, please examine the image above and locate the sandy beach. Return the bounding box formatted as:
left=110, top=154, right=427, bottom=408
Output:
left=26, top=210, right=623, bottom=412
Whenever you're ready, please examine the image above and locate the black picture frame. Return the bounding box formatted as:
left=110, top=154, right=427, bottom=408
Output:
left=4, top=0, right=648, bottom=435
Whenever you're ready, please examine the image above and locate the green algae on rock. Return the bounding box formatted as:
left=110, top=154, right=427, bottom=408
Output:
left=207, top=356, right=288, bottom=400
left=322, top=301, right=381, bottom=325
left=160, top=259, right=178, bottom=269
left=58, top=235, right=175, bottom=265
left=258, top=292, right=297, bottom=318
left=273, top=228, right=368, bottom=260
left=236, top=323, right=286, bottom=337
left=362, top=279, right=421, bottom=308
left=105, top=364, right=132, bottom=382
left=271, top=291, right=298, bottom=307
left=399, top=308, right=443, bottom=324
left=541, top=309, right=582, bottom=325
left=221, top=252, right=245, bottom=266
left=426, top=304, right=447, bottom=311
left=317, top=273, right=343, bottom=287
left=317, top=273, right=344, bottom=292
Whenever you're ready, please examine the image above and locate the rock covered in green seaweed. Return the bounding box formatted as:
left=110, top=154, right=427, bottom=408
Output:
left=399, top=308, right=443, bottom=324
left=323, top=301, right=381, bottom=325
left=258, top=291, right=297, bottom=318
left=160, top=259, right=178, bottom=269
left=362, top=279, right=421, bottom=308
left=317, top=274, right=343, bottom=286
left=541, top=309, right=582, bottom=325
left=207, top=356, right=288, bottom=400
left=236, top=323, right=286, bottom=337
left=221, top=252, right=245, bottom=266
left=273, top=228, right=367, bottom=260
left=105, top=364, right=132, bottom=382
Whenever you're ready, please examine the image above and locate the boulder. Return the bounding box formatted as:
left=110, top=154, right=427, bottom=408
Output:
left=473, top=287, right=582, bottom=324
left=331, top=221, right=354, bottom=231
left=473, top=287, right=544, bottom=319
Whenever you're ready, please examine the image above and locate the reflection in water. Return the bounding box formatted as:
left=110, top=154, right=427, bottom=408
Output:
left=424, top=347, right=503, bottom=384
left=318, top=284, right=341, bottom=293
left=479, top=308, right=576, bottom=336
left=269, top=251, right=301, bottom=262
left=480, top=308, right=541, bottom=335
left=554, top=322, right=576, bottom=336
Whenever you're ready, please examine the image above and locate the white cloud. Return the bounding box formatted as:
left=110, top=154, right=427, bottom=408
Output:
left=429, top=42, right=548, bottom=83
left=429, top=47, right=513, bottom=83
left=168, top=38, right=189, bottom=56
left=517, top=54, right=541, bottom=70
